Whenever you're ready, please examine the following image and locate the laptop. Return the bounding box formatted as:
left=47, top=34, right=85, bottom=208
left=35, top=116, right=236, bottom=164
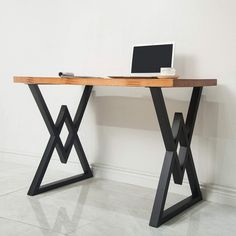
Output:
left=110, top=43, right=175, bottom=78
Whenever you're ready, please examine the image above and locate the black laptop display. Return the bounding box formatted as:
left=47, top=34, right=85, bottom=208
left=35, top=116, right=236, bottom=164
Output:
left=131, top=44, right=174, bottom=73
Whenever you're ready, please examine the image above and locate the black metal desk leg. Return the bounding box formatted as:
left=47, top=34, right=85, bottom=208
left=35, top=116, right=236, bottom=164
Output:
left=149, top=87, right=203, bottom=227
left=27, top=85, right=93, bottom=196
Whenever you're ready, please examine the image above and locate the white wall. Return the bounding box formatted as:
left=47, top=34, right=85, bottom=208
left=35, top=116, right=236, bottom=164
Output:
left=0, top=0, right=236, bottom=205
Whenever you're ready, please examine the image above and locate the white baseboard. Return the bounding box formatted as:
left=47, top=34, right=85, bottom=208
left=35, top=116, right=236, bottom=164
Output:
left=92, top=162, right=236, bottom=207
left=1, top=149, right=236, bottom=207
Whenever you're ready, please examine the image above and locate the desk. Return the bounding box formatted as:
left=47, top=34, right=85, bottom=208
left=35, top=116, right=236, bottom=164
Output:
left=14, top=76, right=217, bottom=227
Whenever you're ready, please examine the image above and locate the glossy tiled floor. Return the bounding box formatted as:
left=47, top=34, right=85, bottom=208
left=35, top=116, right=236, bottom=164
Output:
left=0, top=153, right=236, bottom=236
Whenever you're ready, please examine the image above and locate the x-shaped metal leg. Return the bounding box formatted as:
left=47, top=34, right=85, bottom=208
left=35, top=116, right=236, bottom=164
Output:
left=149, top=87, right=203, bottom=227
left=27, top=85, right=93, bottom=196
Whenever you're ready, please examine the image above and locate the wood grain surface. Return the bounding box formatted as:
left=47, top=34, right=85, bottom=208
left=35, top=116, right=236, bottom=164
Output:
left=14, top=76, right=217, bottom=88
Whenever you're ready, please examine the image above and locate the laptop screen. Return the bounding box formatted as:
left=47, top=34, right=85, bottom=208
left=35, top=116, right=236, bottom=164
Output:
left=131, top=44, right=174, bottom=73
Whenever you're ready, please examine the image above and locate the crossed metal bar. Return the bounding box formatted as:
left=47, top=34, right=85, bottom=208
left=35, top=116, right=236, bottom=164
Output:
left=27, top=84, right=203, bottom=228
left=149, top=87, right=203, bottom=227
left=27, top=85, right=93, bottom=196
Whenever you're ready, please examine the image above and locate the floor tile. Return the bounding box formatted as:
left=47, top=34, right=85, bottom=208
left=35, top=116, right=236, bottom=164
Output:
left=0, top=218, right=65, bottom=236
left=0, top=153, right=236, bottom=236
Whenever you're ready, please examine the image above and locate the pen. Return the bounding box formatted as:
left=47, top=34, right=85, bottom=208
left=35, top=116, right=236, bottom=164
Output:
left=58, top=72, right=75, bottom=77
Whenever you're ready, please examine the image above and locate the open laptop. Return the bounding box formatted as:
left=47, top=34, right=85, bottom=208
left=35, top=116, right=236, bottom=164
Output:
left=110, top=43, right=174, bottom=78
